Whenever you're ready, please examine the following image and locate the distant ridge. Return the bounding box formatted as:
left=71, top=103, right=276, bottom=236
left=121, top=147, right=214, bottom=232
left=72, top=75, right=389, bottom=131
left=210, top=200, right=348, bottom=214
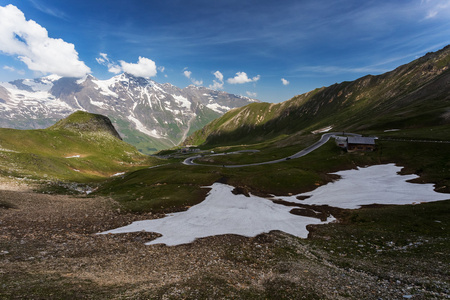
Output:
left=185, top=45, right=450, bottom=147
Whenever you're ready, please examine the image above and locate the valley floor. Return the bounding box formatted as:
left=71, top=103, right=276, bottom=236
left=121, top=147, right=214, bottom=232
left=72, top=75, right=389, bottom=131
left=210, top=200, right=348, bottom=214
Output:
left=0, top=176, right=448, bottom=299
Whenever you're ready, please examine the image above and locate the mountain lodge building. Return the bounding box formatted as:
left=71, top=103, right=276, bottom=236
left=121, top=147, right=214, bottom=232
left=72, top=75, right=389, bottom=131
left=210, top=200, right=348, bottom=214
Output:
left=335, top=136, right=376, bottom=152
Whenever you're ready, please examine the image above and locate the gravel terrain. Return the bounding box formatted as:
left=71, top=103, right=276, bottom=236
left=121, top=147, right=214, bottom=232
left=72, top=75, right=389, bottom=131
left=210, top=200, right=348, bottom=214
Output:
left=0, top=176, right=448, bottom=299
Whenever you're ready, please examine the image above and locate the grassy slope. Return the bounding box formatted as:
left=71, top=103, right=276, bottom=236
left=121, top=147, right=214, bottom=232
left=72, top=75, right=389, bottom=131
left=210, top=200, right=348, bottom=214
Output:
left=84, top=47, right=450, bottom=216
left=99, top=132, right=450, bottom=212
left=1, top=54, right=450, bottom=298
left=117, top=46, right=448, bottom=214
left=185, top=46, right=450, bottom=147
left=0, top=114, right=160, bottom=182
left=95, top=126, right=450, bottom=298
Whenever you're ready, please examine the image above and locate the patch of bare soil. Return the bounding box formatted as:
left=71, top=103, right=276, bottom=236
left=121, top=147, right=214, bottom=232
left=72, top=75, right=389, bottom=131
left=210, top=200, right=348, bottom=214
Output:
left=0, top=177, right=443, bottom=299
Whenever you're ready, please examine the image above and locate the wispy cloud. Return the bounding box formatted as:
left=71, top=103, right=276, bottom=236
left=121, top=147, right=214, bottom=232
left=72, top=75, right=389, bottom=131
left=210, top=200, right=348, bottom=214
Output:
left=295, top=65, right=391, bottom=77
left=421, top=0, right=450, bottom=20
left=246, top=91, right=257, bottom=98
left=96, top=53, right=121, bottom=74
left=183, top=68, right=203, bottom=86
left=294, top=42, right=450, bottom=77
left=29, top=0, right=68, bottom=20
left=281, top=78, right=290, bottom=86
left=3, top=65, right=25, bottom=75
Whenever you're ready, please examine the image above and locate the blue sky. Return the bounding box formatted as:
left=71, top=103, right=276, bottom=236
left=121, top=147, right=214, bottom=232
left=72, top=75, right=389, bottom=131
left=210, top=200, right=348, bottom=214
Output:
left=0, top=0, right=449, bottom=103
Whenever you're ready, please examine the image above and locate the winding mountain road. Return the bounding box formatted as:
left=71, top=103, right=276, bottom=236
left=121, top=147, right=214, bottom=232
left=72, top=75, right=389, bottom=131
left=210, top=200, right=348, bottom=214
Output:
left=183, top=132, right=361, bottom=168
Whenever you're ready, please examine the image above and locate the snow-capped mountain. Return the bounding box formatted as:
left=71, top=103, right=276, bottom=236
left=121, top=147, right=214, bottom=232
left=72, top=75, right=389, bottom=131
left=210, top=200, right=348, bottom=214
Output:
left=0, top=73, right=258, bottom=153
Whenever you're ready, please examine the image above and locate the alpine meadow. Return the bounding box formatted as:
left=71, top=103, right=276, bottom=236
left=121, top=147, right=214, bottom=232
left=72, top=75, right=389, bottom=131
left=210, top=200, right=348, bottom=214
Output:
left=1, top=1, right=450, bottom=299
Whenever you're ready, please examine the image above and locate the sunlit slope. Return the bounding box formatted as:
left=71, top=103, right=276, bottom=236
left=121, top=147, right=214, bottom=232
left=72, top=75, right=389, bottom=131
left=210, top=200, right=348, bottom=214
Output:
left=0, top=111, right=157, bottom=181
left=186, top=46, right=450, bottom=147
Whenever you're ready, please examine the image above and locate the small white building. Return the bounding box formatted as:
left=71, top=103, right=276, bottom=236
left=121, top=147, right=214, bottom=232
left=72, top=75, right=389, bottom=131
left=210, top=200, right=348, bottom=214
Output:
left=335, top=136, right=348, bottom=148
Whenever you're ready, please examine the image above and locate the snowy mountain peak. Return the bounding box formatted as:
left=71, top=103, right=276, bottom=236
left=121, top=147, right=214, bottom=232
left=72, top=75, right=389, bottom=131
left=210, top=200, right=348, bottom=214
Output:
left=43, top=74, right=63, bottom=82
left=0, top=74, right=258, bottom=153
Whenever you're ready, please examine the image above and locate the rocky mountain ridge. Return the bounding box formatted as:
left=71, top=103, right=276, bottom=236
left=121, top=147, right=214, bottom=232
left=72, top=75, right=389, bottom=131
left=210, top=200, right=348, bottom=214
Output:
left=0, top=73, right=257, bottom=153
left=185, top=45, right=450, bottom=146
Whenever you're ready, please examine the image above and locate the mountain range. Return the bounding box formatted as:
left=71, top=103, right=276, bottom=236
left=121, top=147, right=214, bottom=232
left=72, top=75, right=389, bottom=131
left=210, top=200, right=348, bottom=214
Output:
left=185, top=45, right=450, bottom=147
left=0, top=73, right=257, bottom=153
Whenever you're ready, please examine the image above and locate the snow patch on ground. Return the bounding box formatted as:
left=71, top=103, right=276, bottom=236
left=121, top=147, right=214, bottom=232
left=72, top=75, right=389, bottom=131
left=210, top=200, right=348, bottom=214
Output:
left=99, top=164, right=450, bottom=246
left=21, top=78, right=54, bottom=92
left=89, top=97, right=109, bottom=109
left=0, top=82, right=55, bottom=102
left=92, top=78, right=119, bottom=98
left=0, top=147, right=19, bottom=153
left=277, top=164, right=449, bottom=209
left=73, top=96, right=85, bottom=111
left=172, top=95, right=191, bottom=110
left=127, top=115, right=162, bottom=138
left=111, top=172, right=125, bottom=177
left=206, top=103, right=231, bottom=113
left=312, top=126, right=333, bottom=134
left=100, top=183, right=330, bottom=246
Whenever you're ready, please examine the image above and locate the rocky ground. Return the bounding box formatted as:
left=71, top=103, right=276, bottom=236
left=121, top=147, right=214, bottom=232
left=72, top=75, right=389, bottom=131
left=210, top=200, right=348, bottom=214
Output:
left=0, top=176, right=448, bottom=299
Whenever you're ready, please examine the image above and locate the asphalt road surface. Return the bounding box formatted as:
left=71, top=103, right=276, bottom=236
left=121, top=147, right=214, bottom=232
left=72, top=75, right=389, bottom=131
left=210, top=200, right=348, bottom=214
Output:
left=183, top=132, right=361, bottom=168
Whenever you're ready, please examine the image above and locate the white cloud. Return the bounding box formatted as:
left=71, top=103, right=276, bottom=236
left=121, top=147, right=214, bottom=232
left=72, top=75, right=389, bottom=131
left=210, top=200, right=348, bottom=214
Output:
left=183, top=70, right=192, bottom=78
left=108, top=65, right=122, bottom=74
left=191, top=79, right=203, bottom=85
left=246, top=91, right=257, bottom=98
left=213, top=70, right=223, bottom=82
left=183, top=68, right=202, bottom=86
left=158, top=66, right=165, bottom=72
left=97, top=53, right=159, bottom=77
left=0, top=4, right=90, bottom=77
left=227, top=72, right=260, bottom=84
left=119, top=56, right=157, bottom=78
left=209, top=70, right=224, bottom=90
left=96, top=53, right=121, bottom=74
left=281, top=78, right=290, bottom=85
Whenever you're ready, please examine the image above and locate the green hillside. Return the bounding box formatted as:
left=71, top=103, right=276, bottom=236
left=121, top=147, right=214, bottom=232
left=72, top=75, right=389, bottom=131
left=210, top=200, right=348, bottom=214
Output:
left=100, top=46, right=450, bottom=212
left=185, top=46, right=450, bottom=147
left=0, top=111, right=158, bottom=182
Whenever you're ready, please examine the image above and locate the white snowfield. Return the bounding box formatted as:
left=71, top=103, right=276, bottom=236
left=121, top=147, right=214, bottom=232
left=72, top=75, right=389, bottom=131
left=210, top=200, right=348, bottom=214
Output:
left=100, top=183, right=331, bottom=246
left=277, top=164, right=449, bottom=209
left=99, top=164, right=450, bottom=246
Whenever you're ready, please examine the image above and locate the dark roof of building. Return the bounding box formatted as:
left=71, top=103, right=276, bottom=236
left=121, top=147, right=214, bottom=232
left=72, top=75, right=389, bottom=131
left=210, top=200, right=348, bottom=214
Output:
left=347, top=136, right=376, bottom=145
